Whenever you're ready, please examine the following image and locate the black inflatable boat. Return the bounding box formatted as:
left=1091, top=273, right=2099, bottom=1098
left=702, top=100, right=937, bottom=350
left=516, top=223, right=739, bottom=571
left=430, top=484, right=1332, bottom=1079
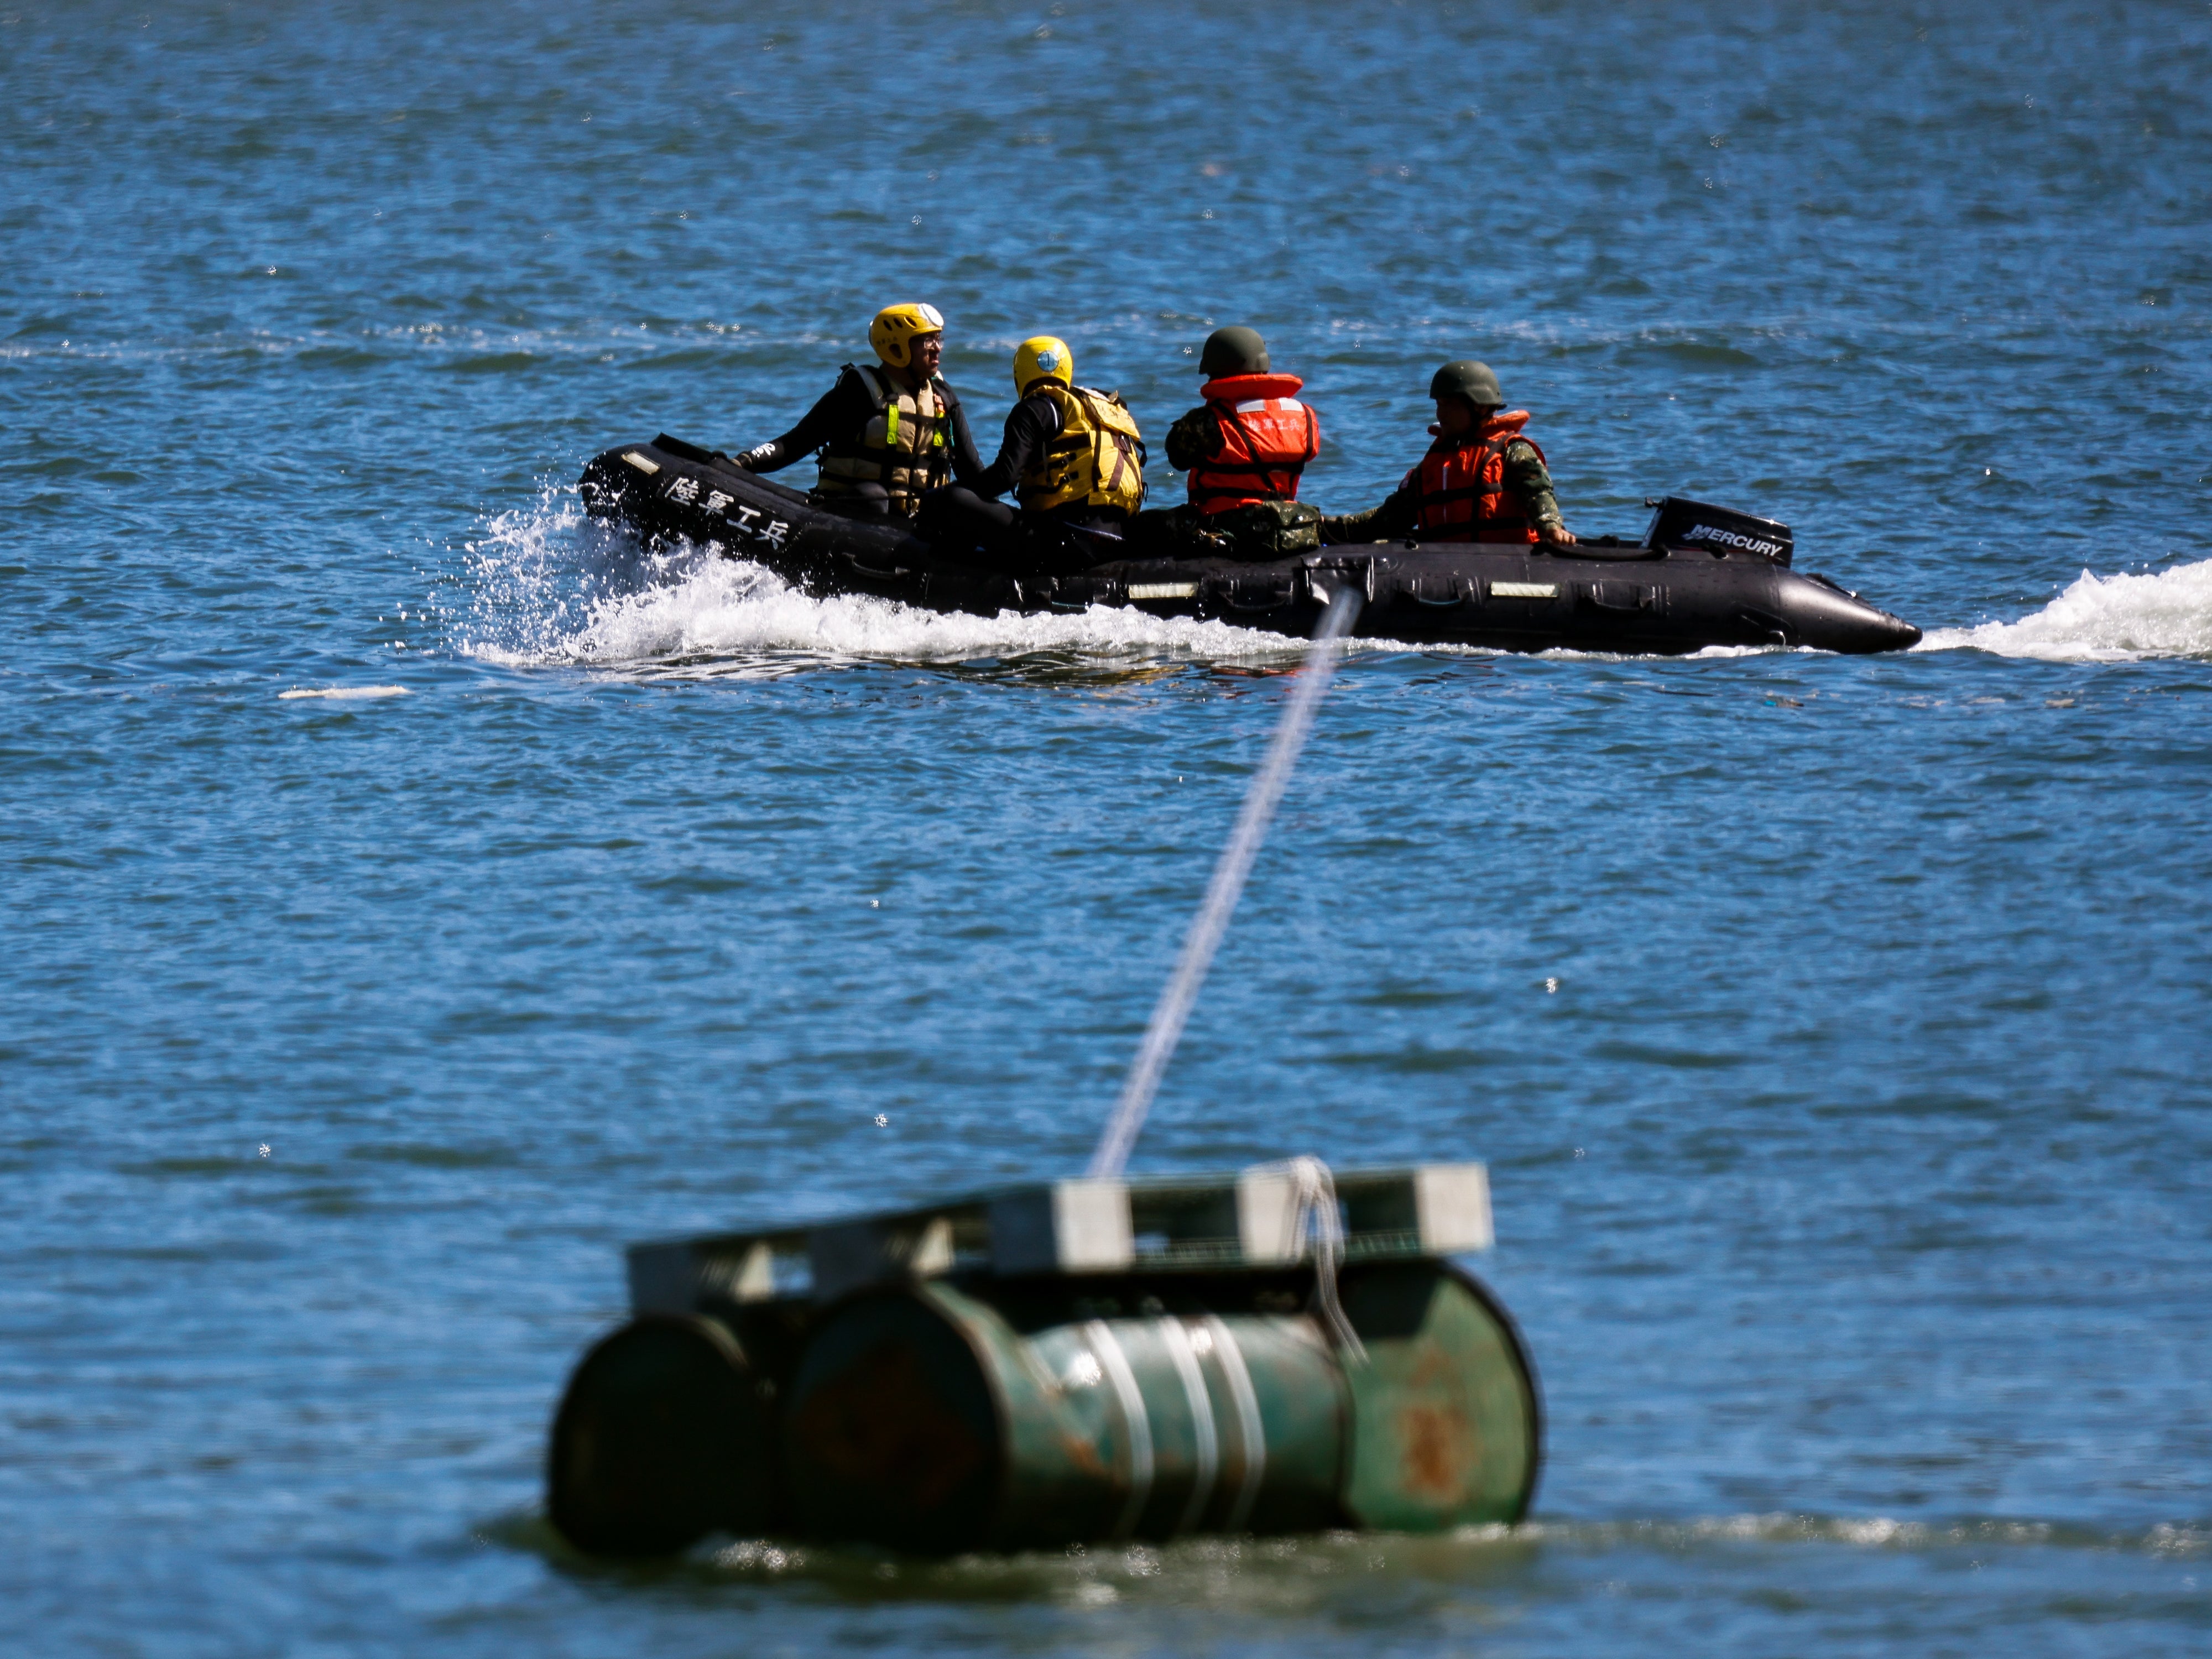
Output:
left=579, top=435, right=1921, bottom=655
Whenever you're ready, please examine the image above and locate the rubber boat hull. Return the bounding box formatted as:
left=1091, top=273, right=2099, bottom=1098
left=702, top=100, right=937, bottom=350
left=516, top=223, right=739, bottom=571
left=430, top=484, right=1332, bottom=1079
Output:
left=580, top=436, right=1922, bottom=655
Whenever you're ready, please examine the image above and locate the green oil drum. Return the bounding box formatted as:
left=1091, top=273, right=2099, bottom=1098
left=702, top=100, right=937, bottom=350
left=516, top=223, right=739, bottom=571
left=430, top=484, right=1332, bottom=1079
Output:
left=780, top=1261, right=1536, bottom=1553
left=547, top=1313, right=774, bottom=1555
left=780, top=1282, right=1344, bottom=1552
left=1337, top=1261, right=1541, bottom=1530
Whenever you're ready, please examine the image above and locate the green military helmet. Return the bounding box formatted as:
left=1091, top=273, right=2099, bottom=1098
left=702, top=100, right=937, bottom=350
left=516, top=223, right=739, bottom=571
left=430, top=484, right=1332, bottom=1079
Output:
left=1430, top=359, right=1504, bottom=407
left=1199, top=325, right=1270, bottom=377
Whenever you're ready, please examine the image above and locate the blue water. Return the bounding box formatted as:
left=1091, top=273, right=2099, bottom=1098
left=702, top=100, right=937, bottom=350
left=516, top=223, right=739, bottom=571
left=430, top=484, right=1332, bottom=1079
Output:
left=6, top=1, right=2211, bottom=1653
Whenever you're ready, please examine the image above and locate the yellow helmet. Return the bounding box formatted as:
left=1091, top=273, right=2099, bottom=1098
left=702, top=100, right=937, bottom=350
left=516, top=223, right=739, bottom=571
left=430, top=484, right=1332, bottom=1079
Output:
left=869, top=302, right=945, bottom=369
left=1013, top=335, right=1073, bottom=395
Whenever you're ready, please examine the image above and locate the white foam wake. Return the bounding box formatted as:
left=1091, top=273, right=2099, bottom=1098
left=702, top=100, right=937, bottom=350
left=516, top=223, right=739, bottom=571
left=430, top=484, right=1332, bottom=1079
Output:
left=1921, top=558, right=2212, bottom=661
left=453, top=494, right=1312, bottom=675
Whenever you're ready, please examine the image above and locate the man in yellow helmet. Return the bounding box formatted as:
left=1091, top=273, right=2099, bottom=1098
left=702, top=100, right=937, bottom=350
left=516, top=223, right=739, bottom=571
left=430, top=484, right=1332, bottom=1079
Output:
left=729, top=302, right=984, bottom=518
left=916, top=334, right=1147, bottom=573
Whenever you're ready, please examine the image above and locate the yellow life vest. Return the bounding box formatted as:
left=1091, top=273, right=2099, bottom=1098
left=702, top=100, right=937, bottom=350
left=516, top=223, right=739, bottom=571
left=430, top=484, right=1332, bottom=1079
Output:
left=816, top=364, right=953, bottom=516
left=1017, top=384, right=1147, bottom=515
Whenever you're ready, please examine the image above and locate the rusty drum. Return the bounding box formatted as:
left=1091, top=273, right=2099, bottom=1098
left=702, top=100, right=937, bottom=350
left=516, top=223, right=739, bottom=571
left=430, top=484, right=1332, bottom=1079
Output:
left=547, top=1313, right=775, bottom=1555
left=779, top=1261, right=1535, bottom=1553
left=1337, top=1261, right=1541, bottom=1530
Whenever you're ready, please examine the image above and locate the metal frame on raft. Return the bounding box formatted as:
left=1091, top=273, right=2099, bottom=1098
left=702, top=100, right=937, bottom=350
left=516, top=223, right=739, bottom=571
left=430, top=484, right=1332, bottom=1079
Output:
left=627, top=1161, right=1494, bottom=1306
left=549, top=1164, right=1542, bottom=1559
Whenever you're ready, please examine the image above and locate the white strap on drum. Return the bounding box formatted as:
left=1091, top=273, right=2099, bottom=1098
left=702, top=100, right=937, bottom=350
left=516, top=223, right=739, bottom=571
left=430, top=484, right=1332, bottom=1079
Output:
left=1085, top=1321, right=1154, bottom=1540
left=1202, top=1314, right=1268, bottom=1532
left=1159, top=1318, right=1220, bottom=1535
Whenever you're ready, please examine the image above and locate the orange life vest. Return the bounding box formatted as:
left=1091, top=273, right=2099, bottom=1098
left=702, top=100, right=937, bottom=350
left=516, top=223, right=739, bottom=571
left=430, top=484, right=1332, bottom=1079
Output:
left=1185, top=373, right=1321, bottom=515
left=1405, top=411, right=1545, bottom=544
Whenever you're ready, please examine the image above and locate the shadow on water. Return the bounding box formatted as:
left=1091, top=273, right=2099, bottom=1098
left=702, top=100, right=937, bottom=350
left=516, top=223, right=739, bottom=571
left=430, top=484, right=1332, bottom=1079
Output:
left=482, top=1508, right=2212, bottom=1613
left=489, top=1509, right=1544, bottom=1611
left=653, top=651, right=1264, bottom=690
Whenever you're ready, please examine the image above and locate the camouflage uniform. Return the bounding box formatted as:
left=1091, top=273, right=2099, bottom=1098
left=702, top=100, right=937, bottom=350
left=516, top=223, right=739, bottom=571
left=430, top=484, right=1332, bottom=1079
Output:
left=1161, top=405, right=1220, bottom=476
left=1320, top=440, right=1563, bottom=544
left=1126, top=405, right=1323, bottom=561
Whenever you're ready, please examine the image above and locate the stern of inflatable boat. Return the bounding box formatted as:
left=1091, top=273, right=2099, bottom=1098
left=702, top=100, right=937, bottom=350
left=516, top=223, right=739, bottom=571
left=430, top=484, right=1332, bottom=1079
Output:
left=1767, top=568, right=1922, bottom=654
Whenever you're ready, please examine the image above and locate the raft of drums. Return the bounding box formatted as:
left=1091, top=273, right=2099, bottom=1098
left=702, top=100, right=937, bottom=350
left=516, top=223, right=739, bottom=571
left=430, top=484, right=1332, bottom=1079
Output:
left=547, top=1164, right=1542, bottom=1556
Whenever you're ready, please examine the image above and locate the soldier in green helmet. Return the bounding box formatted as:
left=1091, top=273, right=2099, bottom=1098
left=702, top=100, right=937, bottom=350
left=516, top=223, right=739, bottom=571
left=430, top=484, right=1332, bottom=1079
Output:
left=1321, top=360, right=1574, bottom=547
left=1126, top=326, right=1327, bottom=561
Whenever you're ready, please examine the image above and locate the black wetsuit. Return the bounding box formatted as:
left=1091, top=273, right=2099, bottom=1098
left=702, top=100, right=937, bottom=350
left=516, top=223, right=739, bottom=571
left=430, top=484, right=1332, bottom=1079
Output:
left=918, top=390, right=1128, bottom=572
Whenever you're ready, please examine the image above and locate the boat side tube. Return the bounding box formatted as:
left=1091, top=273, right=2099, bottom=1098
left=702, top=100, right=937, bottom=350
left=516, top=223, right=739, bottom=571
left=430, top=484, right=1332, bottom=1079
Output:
left=580, top=437, right=1920, bottom=654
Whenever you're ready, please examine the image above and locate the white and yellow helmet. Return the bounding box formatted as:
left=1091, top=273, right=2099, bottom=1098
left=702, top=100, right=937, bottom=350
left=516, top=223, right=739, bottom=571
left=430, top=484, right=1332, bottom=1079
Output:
left=869, top=302, right=945, bottom=369
left=1013, top=335, right=1073, bottom=395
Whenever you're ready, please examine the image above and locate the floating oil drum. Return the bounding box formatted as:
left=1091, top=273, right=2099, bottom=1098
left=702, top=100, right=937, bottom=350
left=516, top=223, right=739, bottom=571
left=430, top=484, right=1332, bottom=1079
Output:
left=780, top=1260, right=1535, bottom=1553
left=552, top=1162, right=1540, bottom=1556
left=1335, top=1260, right=1540, bottom=1531
left=781, top=1284, right=1349, bottom=1552
left=547, top=1313, right=774, bottom=1555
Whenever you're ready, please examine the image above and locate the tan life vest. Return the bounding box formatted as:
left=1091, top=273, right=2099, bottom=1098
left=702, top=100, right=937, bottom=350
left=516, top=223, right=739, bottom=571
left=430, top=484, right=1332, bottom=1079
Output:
left=1017, top=384, right=1147, bottom=515
left=816, top=364, right=954, bottom=515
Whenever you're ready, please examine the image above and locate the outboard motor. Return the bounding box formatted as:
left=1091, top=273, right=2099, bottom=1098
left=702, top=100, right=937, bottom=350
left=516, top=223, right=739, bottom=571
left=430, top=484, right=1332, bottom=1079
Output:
left=1644, top=497, right=1793, bottom=566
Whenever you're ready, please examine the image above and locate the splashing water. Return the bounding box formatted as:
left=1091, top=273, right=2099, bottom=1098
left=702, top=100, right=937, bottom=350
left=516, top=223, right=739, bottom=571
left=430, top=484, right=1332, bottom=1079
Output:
left=452, top=490, right=1320, bottom=675
left=1921, top=558, right=2212, bottom=661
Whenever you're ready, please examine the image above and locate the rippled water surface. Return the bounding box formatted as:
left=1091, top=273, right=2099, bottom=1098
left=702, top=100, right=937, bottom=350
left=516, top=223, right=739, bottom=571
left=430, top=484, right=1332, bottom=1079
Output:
left=5, top=2, right=2211, bottom=1653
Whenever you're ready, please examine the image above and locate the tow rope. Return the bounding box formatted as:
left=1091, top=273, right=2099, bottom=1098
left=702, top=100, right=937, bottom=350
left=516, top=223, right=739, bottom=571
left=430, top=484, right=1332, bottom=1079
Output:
left=1088, top=580, right=1365, bottom=1180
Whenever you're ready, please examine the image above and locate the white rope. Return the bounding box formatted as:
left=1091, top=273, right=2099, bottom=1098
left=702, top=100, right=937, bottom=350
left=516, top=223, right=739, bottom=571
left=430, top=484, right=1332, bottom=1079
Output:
left=1088, top=582, right=1364, bottom=1181
left=1250, top=1154, right=1367, bottom=1363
